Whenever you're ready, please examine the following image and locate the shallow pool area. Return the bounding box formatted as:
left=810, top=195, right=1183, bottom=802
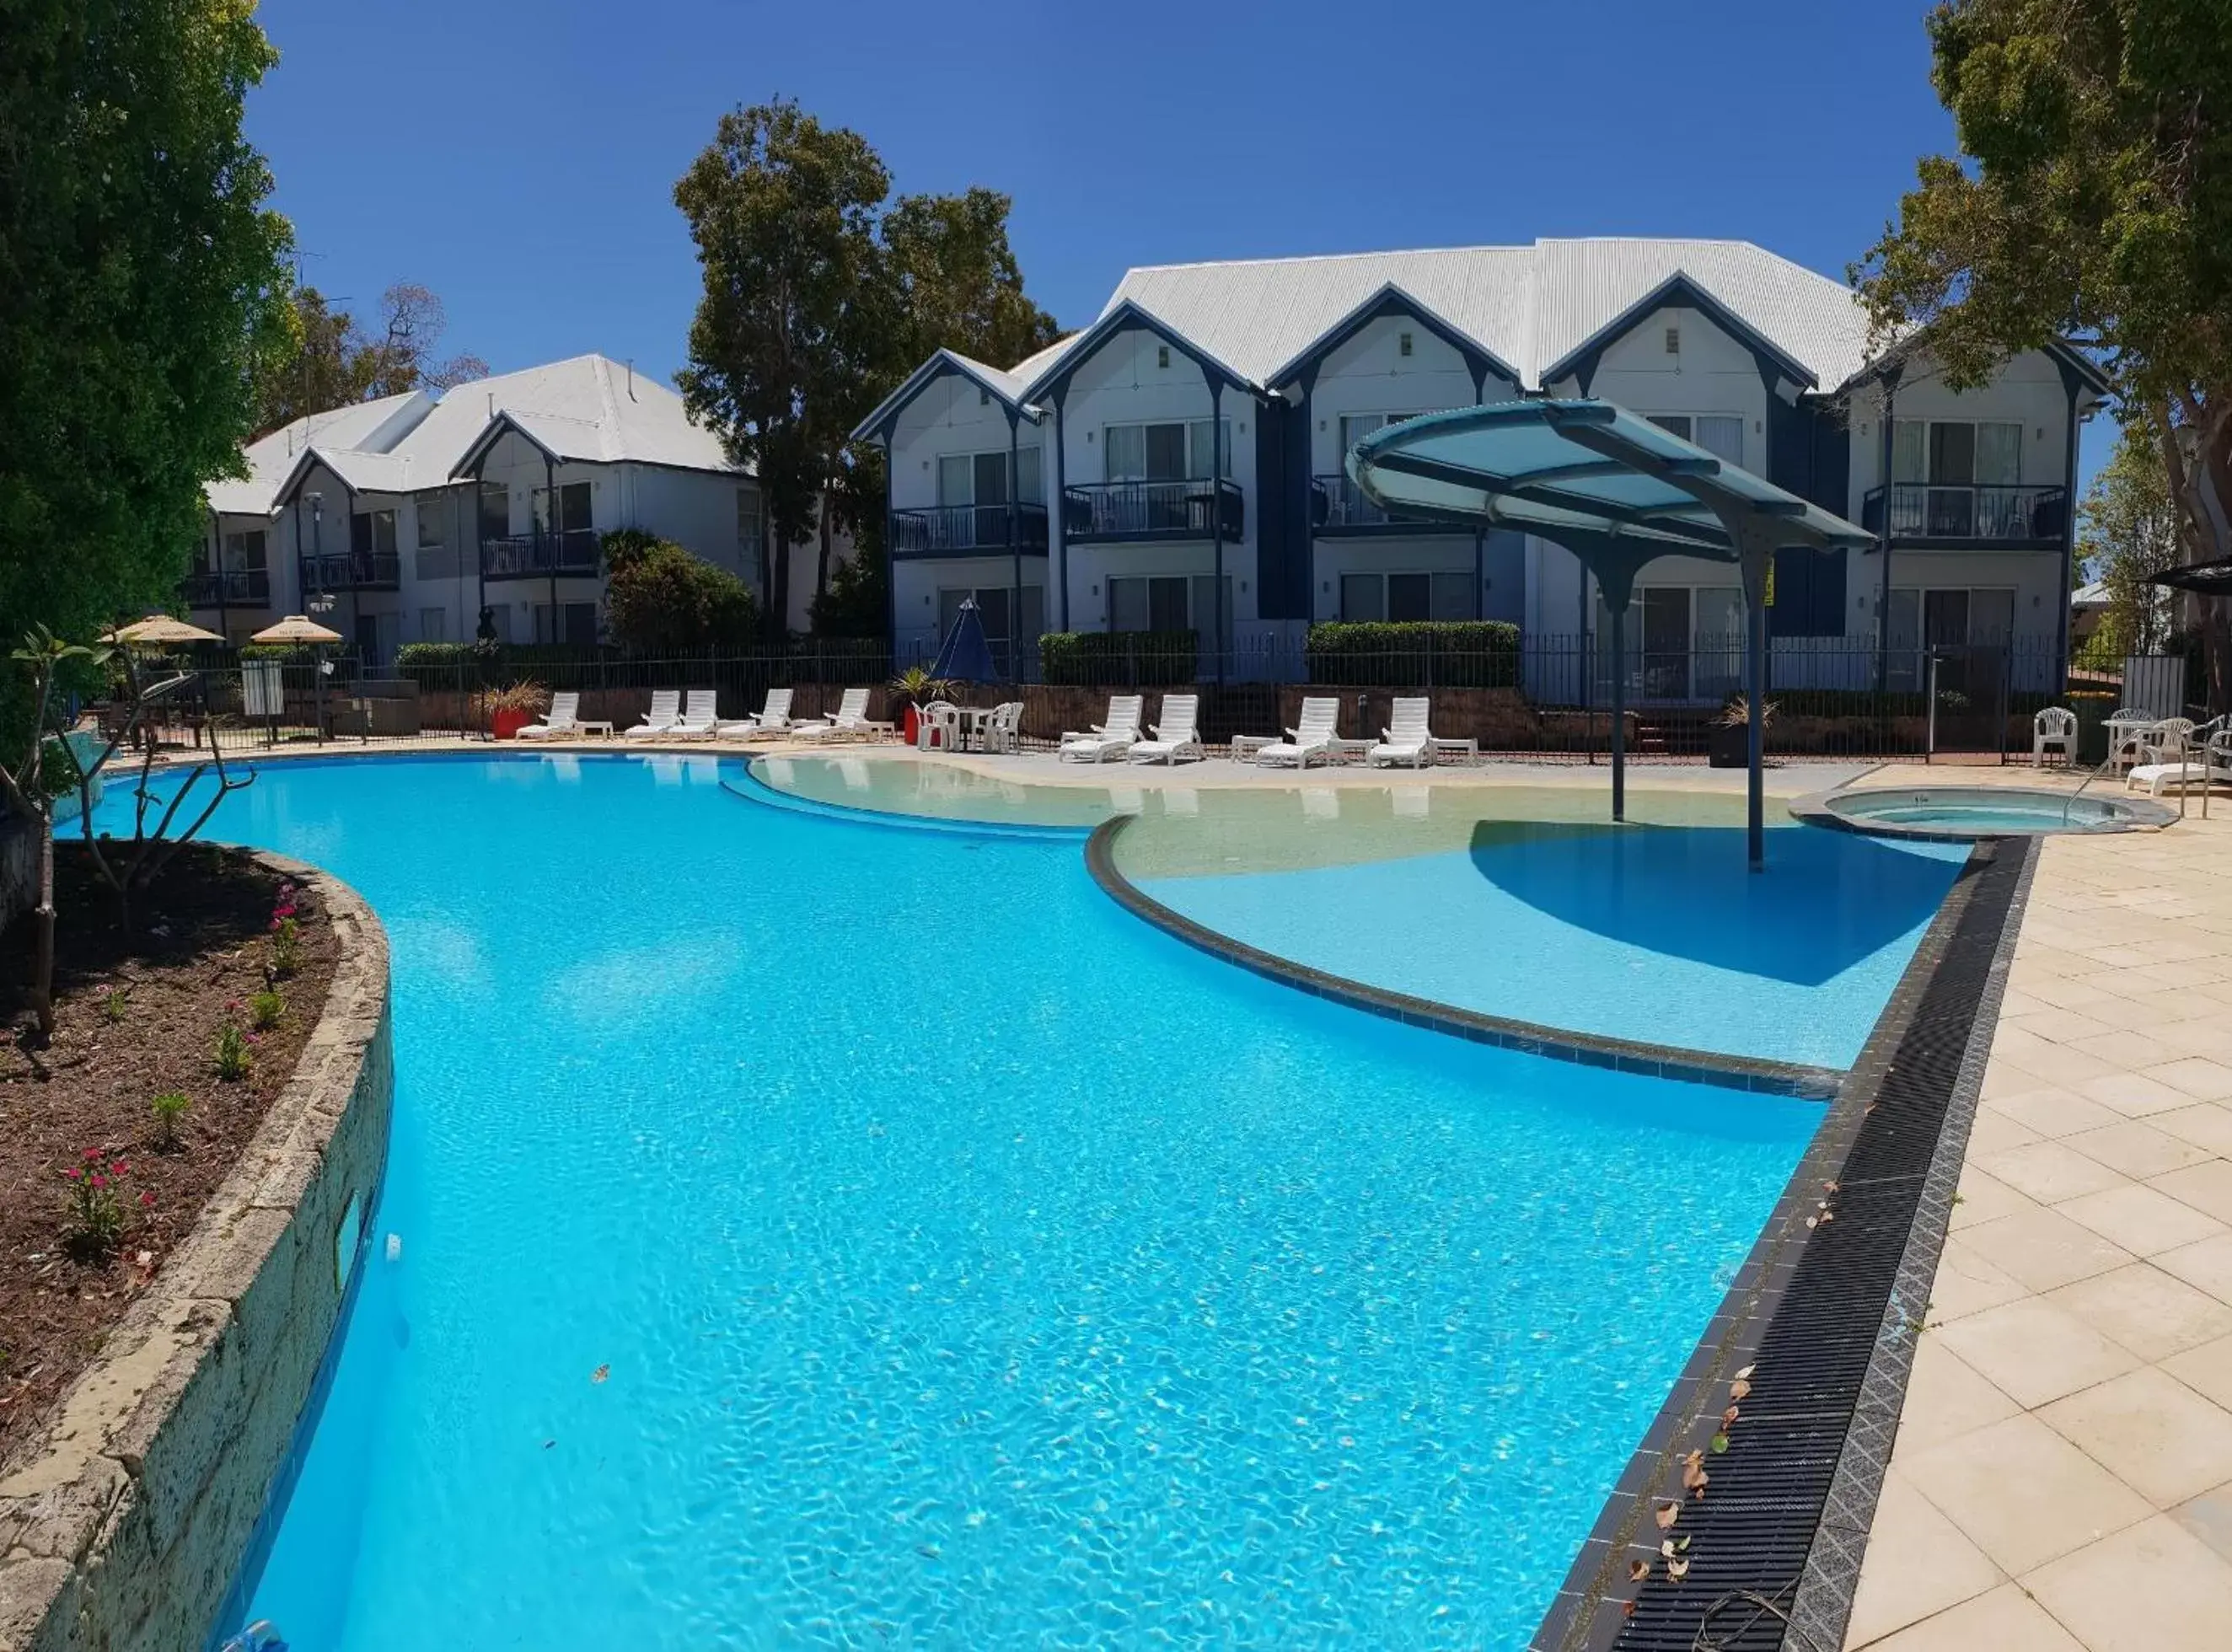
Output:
left=100, top=755, right=1826, bottom=1649
left=1803, top=784, right=2175, bottom=840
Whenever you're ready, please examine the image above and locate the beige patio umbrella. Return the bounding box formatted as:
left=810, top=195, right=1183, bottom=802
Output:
left=248, top=614, right=344, bottom=646
left=101, top=614, right=226, bottom=646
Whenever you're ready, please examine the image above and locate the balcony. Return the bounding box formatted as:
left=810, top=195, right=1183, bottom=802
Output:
left=1062, top=479, right=1244, bottom=544
left=180, top=568, right=271, bottom=608
left=1860, top=483, right=2068, bottom=547
left=1310, top=474, right=1470, bottom=536
left=481, top=528, right=603, bottom=581
left=889, top=502, right=1049, bottom=559
left=299, top=550, right=401, bottom=593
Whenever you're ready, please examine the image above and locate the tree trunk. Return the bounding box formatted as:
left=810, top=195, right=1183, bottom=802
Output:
left=816, top=501, right=833, bottom=613
left=30, top=818, right=55, bottom=1040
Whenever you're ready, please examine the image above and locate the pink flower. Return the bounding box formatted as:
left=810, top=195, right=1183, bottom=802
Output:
left=244, top=1032, right=262, bottom=1045
left=110, top=1160, right=128, bottom=1177
left=67, top=1166, right=83, bottom=1182
left=139, top=1191, right=157, bottom=1209
left=89, top=1173, right=108, bottom=1190
left=82, top=1146, right=104, bottom=1161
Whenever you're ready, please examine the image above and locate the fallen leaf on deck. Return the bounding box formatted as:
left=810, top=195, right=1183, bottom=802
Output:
left=1729, top=1378, right=1752, bottom=1402
left=1667, top=1558, right=1689, bottom=1582
left=1654, top=1500, right=1680, bottom=1531
left=1629, top=1559, right=1650, bottom=1582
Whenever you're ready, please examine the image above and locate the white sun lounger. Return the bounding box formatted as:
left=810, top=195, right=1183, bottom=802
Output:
left=791, top=687, right=893, bottom=742
left=2125, top=718, right=2201, bottom=796
left=1060, top=695, right=1142, bottom=763
left=715, top=687, right=793, bottom=738
left=624, top=689, right=682, bottom=739
left=668, top=689, right=721, bottom=740
left=1252, top=697, right=1341, bottom=769
left=1368, top=698, right=1478, bottom=767
left=1129, top=694, right=1204, bottom=764
left=516, top=690, right=581, bottom=741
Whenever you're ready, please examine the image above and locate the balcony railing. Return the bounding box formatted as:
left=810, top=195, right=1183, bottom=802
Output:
left=180, top=568, right=271, bottom=608
left=299, top=550, right=401, bottom=593
left=481, top=528, right=603, bottom=580
left=1309, top=474, right=1468, bottom=535
left=1860, top=483, right=2067, bottom=544
left=1062, top=479, right=1244, bottom=543
left=889, top=502, right=1049, bottom=557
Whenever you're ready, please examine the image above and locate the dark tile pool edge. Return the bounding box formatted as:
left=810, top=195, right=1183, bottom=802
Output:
left=1526, top=835, right=2034, bottom=1652
left=1082, top=815, right=1845, bottom=1101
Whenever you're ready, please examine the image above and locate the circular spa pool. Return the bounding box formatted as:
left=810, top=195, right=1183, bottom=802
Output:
left=1802, top=785, right=2176, bottom=840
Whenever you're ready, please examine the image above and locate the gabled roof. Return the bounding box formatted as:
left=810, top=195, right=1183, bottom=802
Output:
left=1537, top=270, right=1820, bottom=392
left=851, top=347, right=1044, bottom=442
left=1264, top=281, right=1522, bottom=391
left=226, top=354, right=739, bottom=516
left=1016, top=297, right=1258, bottom=401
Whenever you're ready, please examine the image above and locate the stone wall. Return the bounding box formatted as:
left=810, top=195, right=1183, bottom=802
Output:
left=0, top=855, right=393, bottom=1652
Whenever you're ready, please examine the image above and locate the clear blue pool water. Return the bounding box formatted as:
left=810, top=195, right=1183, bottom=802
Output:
left=1132, top=821, right=1967, bottom=1070
left=100, top=755, right=1822, bottom=1649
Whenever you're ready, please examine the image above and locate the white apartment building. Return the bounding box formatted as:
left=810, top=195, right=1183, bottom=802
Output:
left=192, top=354, right=797, bottom=661
left=856, top=239, right=2106, bottom=695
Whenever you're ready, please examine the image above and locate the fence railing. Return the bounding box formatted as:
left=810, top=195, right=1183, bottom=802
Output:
left=1061, top=479, right=1244, bottom=542
left=890, top=502, right=1049, bottom=555
left=1860, top=482, right=2068, bottom=543
left=180, top=569, right=271, bottom=608
left=298, top=551, right=402, bottom=592
left=1309, top=474, right=1467, bottom=533
left=481, top=528, right=601, bottom=580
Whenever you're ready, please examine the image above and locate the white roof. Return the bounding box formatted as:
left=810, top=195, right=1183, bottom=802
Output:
left=1091, top=238, right=1873, bottom=394
left=2071, top=580, right=2111, bottom=609
left=210, top=353, right=736, bottom=516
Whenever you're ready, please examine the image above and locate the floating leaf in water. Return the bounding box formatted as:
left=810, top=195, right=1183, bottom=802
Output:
left=1654, top=1500, right=1681, bottom=1531
left=1629, top=1559, right=1651, bottom=1582
left=592, top=1364, right=609, bottom=1384
left=1709, top=1432, right=1730, bottom=1455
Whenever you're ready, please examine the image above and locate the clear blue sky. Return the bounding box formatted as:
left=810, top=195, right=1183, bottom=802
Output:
left=247, top=0, right=2111, bottom=489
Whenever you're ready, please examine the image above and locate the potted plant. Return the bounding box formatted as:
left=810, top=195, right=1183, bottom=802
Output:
left=888, top=667, right=958, bottom=747
left=1708, top=695, right=1775, bottom=767
left=487, top=679, right=550, bottom=741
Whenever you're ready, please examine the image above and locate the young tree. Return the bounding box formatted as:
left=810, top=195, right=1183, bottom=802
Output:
left=1852, top=0, right=2232, bottom=700
left=2079, top=423, right=2181, bottom=657
left=252, top=281, right=488, bottom=435
left=0, top=0, right=293, bottom=711
left=674, top=100, right=892, bottom=640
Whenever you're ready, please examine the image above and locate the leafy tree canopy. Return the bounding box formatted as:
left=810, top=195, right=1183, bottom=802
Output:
left=2078, top=421, right=2181, bottom=657
left=602, top=534, right=759, bottom=654
left=0, top=0, right=293, bottom=700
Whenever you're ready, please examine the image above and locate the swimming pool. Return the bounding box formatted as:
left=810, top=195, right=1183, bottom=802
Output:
left=1800, top=785, right=2176, bottom=840
left=103, top=754, right=1821, bottom=1649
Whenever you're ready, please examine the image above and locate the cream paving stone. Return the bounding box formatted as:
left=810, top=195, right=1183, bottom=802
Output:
left=1925, top=1236, right=2033, bottom=1323
left=2038, top=1366, right=2232, bottom=1506
left=2060, top=1119, right=2218, bottom=1180
left=2044, top=1264, right=2232, bottom=1363
left=1841, top=1470, right=2005, bottom=1646
left=2162, top=1335, right=2232, bottom=1413
left=1984, top=1086, right=2126, bottom=1140
left=1947, top=1167, right=2038, bottom=1232
left=2154, top=1233, right=2232, bottom=1306
left=2149, top=1160, right=2232, bottom=1226
left=2152, top=1102, right=2232, bottom=1156
left=1976, top=1140, right=2131, bottom=1205
left=2021, top=1515, right=2232, bottom=1652
left=1891, top=1335, right=2020, bottom=1456
left=1848, top=1582, right=2084, bottom=1652
left=1961, top=1109, right=2044, bottom=1159
left=1934, top=1297, right=2143, bottom=1409
left=1898, top=1413, right=2152, bottom=1575
left=2147, top=1018, right=2232, bottom=1061
left=2172, top=1483, right=2232, bottom=1569
left=2012, top=1039, right=2127, bottom=1086
left=1953, top=1207, right=2137, bottom=1295
left=2143, top=1057, right=2232, bottom=1101
left=2055, top=1183, right=2228, bottom=1257
left=2077, top=1068, right=2200, bottom=1118
left=2020, top=974, right=2124, bottom=1013
left=2000, top=1008, right=2119, bottom=1047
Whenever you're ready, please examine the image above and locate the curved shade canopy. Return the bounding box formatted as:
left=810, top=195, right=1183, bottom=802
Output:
left=1347, top=398, right=1874, bottom=565
left=249, top=614, right=344, bottom=646
left=102, top=615, right=225, bottom=647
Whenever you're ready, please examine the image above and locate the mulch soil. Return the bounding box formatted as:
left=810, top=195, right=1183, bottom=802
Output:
left=0, top=841, right=338, bottom=1462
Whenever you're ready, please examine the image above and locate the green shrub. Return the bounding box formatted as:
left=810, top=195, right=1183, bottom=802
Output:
left=1039, top=630, right=1199, bottom=686
left=604, top=537, right=759, bottom=652
left=1304, top=621, right=1520, bottom=688
left=248, top=988, right=285, bottom=1031
left=149, top=1091, right=190, bottom=1148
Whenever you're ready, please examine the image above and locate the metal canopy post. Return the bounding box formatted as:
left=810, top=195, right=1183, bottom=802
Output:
left=1210, top=380, right=1226, bottom=686
left=1006, top=406, right=1022, bottom=683
left=1741, top=541, right=1770, bottom=870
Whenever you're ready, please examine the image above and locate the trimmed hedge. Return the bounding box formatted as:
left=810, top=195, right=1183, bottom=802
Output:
left=1304, top=621, right=1521, bottom=688
left=1040, top=630, right=1199, bottom=686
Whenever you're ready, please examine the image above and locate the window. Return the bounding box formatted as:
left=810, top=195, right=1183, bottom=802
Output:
left=349, top=508, right=398, bottom=557
left=1103, top=421, right=1232, bottom=480
left=418, top=607, right=448, bottom=643
left=1156, top=345, right=1170, bottom=369
left=1398, top=330, right=1414, bottom=357
left=1106, top=575, right=1234, bottom=645
left=1591, top=583, right=1745, bottom=701
left=532, top=601, right=598, bottom=645
left=416, top=493, right=447, bottom=550
left=479, top=484, right=510, bottom=541
left=1665, top=326, right=1681, bottom=356
left=533, top=480, right=593, bottom=535
left=352, top=612, right=398, bottom=666
left=1649, top=414, right=1743, bottom=465
left=1891, top=420, right=2022, bottom=487
left=737, top=488, right=764, bottom=562
left=1339, top=571, right=1471, bottom=622
left=220, top=528, right=266, bottom=571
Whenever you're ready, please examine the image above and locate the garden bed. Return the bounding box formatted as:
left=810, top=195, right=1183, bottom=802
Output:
left=0, top=843, right=338, bottom=1460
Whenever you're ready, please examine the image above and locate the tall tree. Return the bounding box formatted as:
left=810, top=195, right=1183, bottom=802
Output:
left=2078, top=421, right=2182, bottom=657
left=883, top=187, right=1061, bottom=372
left=0, top=0, right=292, bottom=690
left=1852, top=0, right=2232, bottom=699
left=674, top=99, right=891, bottom=640
left=251, top=281, right=489, bottom=436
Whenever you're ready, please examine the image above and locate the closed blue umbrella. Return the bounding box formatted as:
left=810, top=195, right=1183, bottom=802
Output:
left=930, top=598, right=1001, bottom=684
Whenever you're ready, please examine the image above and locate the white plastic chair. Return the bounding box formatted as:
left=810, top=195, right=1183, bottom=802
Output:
left=1060, top=695, right=1142, bottom=763
left=2031, top=705, right=2077, bottom=769
left=1129, top=695, right=1204, bottom=764
left=982, top=701, right=1024, bottom=754
left=1253, top=698, right=1341, bottom=769
left=715, top=687, right=792, bottom=738
left=516, top=691, right=581, bottom=741
left=624, top=689, right=682, bottom=739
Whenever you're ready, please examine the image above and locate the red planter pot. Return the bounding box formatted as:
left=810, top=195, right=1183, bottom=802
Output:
left=491, top=707, right=533, bottom=741
left=901, top=705, right=920, bottom=745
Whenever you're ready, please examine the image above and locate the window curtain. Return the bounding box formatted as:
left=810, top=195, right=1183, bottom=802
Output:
left=1694, top=416, right=1744, bottom=466
left=1890, top=420, right=1927, bottom=485
left=1975, top=423, right=2021, bottom=485
left=1103, top=425, right=1146, bottom=481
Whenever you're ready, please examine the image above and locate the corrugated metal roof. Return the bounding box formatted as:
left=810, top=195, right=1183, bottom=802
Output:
left=210, top=354, right=737, bottom=516
left=1088, top=238, right=1874, bottom=393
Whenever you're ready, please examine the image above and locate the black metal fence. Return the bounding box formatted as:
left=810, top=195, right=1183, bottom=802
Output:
left=99, top=635, right=2197, bottom=764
